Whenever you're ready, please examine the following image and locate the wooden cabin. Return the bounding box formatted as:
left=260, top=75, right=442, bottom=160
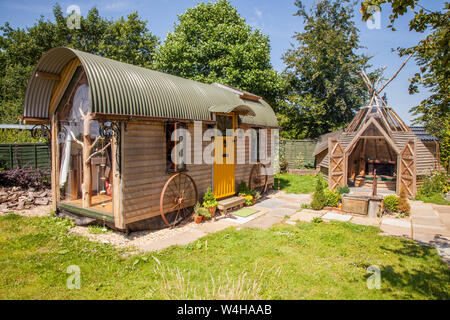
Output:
left=22, top=47, right=278, bottom=231
left=313, top=106, right=441, bottom=197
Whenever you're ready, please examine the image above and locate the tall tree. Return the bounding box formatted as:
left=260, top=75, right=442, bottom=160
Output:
left=282, top=0, right=373, bottom=139
left=0, top=4, right=159, bottom=124
left=154, top=0, right=283, bottom=107
left=361, top=0, right=449, bottom=169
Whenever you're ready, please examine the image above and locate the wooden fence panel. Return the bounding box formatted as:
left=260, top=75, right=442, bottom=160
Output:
left=0, top=143, right=51, bottom=170
left=281, top=139, right=317, bottom=169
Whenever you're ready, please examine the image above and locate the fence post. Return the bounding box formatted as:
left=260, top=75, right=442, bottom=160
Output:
left=9, top=144, right=13, bottom=169
left=34, top=144, right=38, bottom=169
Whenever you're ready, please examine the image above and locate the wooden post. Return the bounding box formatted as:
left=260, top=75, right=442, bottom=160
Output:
left=51, top=114, right=58, bottom=212
left=113, top=122, right=125, bottom=229
left=82, top=115, right=92, bottom=208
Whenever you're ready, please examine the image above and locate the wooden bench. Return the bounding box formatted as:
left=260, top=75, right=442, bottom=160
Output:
left=217, top=196, right=245, bottom=217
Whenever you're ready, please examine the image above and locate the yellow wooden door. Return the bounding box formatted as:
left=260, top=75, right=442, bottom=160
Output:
left=213, top=114, right=235, bottom=198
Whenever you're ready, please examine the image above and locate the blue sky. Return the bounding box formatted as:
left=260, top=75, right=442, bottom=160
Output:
left=0, top=0, right=444, bottom=125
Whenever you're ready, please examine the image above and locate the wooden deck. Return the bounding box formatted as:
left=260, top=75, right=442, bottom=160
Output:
left=62, top=194, right=113, bottom=215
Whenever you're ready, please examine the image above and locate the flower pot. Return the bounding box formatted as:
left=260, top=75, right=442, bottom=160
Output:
left=207, top=206, right=217, bottom=217
left=194, top=215, right=203, bottom=224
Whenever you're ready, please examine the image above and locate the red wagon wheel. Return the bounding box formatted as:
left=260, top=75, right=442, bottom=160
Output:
left=249, top=163, right=268, bottom=195
left=160, top=172, right=198, bottom=228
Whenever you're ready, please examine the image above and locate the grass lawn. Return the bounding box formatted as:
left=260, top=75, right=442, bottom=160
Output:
left=273, top=174, right=321, bottom=194
left=0, top=213, right=449, bottom=300
left=415, top=194, right=450, bottom=206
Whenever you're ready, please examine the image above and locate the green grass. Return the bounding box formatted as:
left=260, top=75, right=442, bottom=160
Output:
left=0, top=214, right=449, bottom=299
left=88, top=225, right=112, bottom=234
left=415, top=193, right=450, bottom=205
left=273, top=174, right=322, bottom=194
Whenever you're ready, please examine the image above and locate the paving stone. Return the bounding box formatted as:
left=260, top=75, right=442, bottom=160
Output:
left=350, top=216, right=380, bottom=227
left=224, top=214, right=259, bottom=225
left=410, top=203, right=436, bottom=217
left=433, top=237, right=450, bottom=263
left=413, top=225, right=450, bottom=236
left=243, top=215, right=283, bottom=230
left=412, top=216, right=442, bottom=226
left=322, top=212, right=352, bottom=222
left=255, top=198, right=286, bottom=209
left=195, top=220, right=234, bottom=234
left=266, top=207, right=297, bottom=218
left=289, top=211, right=324, bottom=222
left=281, top=203, right=303, bottom=210
left=379, top=225, right=411, bottom=239
left=413, top=232, right=439, bottom=246
left=382, top=218, right=411, bottom=228
left=301, top=209, right=328, bottom=215
left=139, top=229, right=206, bottom=252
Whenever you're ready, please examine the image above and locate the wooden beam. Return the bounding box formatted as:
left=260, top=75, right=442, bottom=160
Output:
left=377, top=53, right=413, bottom=95
left=35, top=71, right=61, bottom=81
left=345, top=117, right=400, bottom=155
left=49, top=58, right=82, bottom=115
left=21, top=117, right=50, bottom=125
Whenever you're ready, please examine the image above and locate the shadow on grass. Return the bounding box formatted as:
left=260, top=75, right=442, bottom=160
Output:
left=379, top=240, right=450, bottom=299
left=273, top=177, right=291, bottom=190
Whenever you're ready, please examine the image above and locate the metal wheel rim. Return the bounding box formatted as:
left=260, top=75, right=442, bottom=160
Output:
left=249, top=163, right=268, bottom=195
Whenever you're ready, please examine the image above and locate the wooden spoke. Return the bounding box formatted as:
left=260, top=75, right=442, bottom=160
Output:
left=160, top=172, right=198, bottom=228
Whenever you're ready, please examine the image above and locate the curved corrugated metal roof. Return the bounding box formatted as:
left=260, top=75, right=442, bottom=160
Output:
left=23, top=47, right=278, bottom=127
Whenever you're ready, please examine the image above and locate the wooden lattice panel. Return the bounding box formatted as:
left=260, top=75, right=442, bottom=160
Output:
left=329, top=139, right=345, bottom=190
left=398, top=140, right=416, bottom=197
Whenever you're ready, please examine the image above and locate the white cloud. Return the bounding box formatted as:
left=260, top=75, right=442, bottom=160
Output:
left=255, top=8, right=262, bottom=19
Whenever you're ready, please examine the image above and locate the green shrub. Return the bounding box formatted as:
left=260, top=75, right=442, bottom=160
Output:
left=337, top=185, right=350, bottom=195
left=310, top=174, right=326, bottom=210
left=324, top=189, right=341, bottom=207
left=237, top=181, right=251, bottom=196
left=194, top=203, right=211, bottom=218
left=383, top=195, right=399, bottom=212
left=418, top=171, right=449, bottom=197
left=202, top=188, right=218, bottom=208
left=0, top=129, right=45, bottom=144
left=279, top=159, right=288, bottom=173
left=312, top=217, right=323, bottom=224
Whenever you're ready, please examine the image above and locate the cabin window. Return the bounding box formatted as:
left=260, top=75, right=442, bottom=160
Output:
left=166, top=122, right=187, bottom=173
left=57, top=81, right=114, bottom=215
left=251, top=128, right=260, bottom=163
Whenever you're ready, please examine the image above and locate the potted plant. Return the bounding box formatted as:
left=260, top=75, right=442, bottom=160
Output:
left=253, top=191, right=261, bottom=202
left=202, top=187, right=218, bottom=217
left=193, top=203, right=210, bottom=223
left=193, top=203, right=204, bottom=223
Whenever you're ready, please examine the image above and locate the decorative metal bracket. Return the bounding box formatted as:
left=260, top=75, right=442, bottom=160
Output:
left=99, top=121, right=123, bottom=176
left=31, top=124, right=51, bottom=141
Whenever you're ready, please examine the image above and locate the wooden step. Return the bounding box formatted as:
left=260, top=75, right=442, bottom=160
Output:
left=218, top=196, right=245, bottom=215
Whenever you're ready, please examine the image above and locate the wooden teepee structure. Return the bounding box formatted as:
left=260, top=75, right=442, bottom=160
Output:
left=314, top=53, right=442, bottom=197
left=346, top=54, right=413, bottom=133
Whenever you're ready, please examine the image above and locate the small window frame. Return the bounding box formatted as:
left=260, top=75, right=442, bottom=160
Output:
left=165, top=121, right=188, bottom=174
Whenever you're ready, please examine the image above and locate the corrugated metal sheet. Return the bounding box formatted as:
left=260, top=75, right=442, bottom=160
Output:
left=409, top=126, right=439, bottom=141
left=23, top=47, right=278, bottom=127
